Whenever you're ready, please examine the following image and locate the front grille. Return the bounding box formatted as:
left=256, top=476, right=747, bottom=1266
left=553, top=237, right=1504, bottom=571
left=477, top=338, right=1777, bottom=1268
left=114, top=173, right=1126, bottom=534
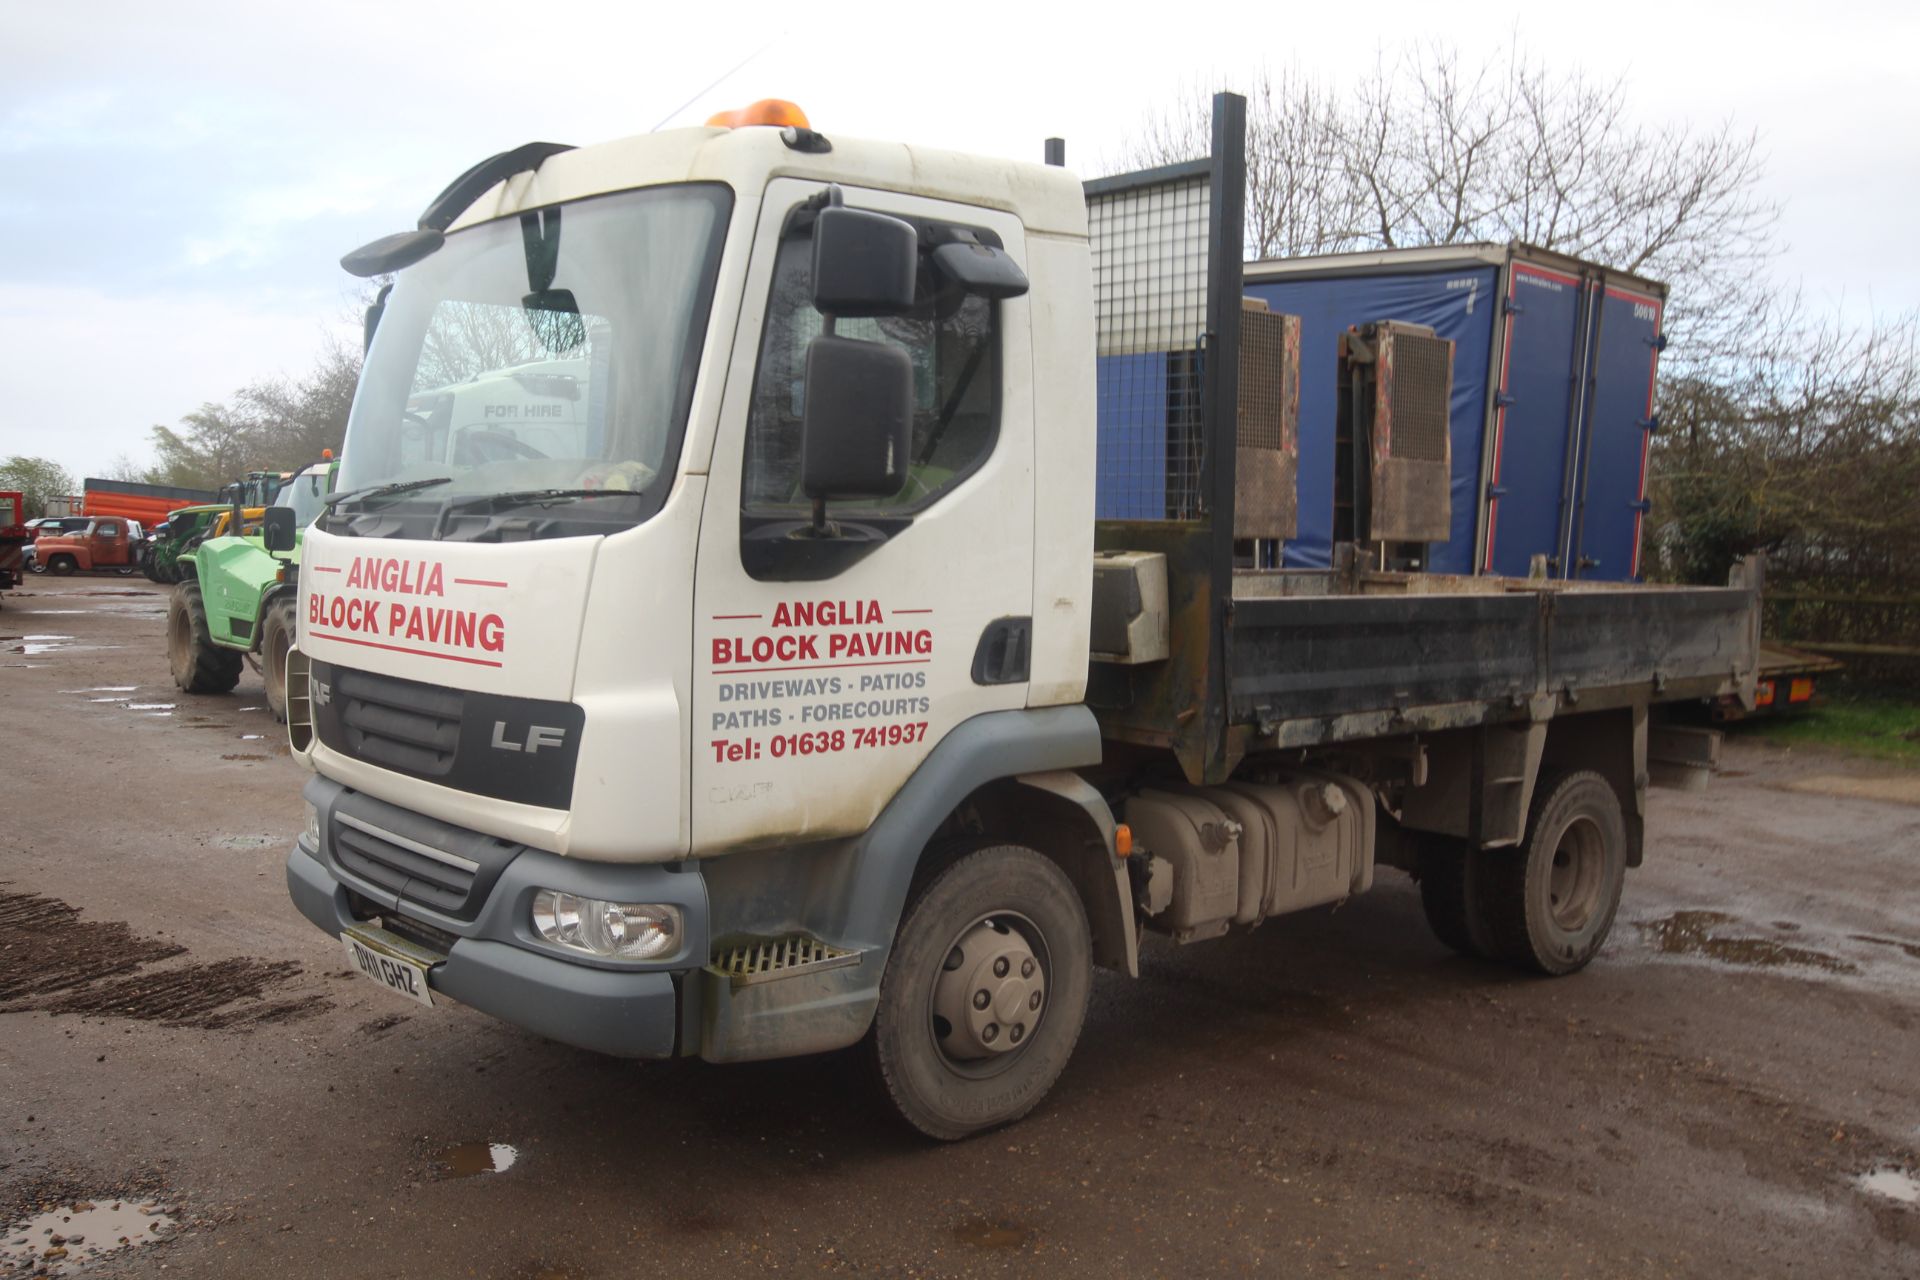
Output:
left=335, top=667, right=461, bottom=777
left=332, top=812, right=477, bottom=916
left=311, top=659, right=585, bottom=810
left=380, top=911, right=458, bottom=957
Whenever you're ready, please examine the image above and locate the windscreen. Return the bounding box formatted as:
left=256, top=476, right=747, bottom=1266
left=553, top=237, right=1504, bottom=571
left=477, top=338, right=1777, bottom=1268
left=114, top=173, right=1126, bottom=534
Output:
left=275, top=471, right=331, bottom=528
left=333, top=183, right=732, bottom=537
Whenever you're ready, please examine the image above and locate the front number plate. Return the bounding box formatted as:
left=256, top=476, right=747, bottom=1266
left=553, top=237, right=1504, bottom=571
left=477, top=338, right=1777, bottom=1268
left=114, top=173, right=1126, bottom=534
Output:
left=342, top=930, right=435, bottom=1007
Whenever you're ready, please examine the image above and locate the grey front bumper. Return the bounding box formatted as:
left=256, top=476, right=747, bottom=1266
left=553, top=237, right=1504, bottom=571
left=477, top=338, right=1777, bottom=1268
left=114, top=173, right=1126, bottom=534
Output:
left=287, top=778, right=706, bottom=1060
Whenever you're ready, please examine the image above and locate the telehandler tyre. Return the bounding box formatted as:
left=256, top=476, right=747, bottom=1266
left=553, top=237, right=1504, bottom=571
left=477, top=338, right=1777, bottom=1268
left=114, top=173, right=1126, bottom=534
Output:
left=167, top=580, right=243, bottom=694
left=868, top=843, right=1091, bottom=1141
left=261, top=596, right=298, bottom=722
left=1478, top=770, right=1627, bottom=975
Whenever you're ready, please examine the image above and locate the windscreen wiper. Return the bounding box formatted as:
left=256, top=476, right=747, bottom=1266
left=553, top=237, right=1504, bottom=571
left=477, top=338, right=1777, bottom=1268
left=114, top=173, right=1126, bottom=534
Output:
left=431, top=488, right=636, bottom=538
left=323, top=476, right=453, bottom=511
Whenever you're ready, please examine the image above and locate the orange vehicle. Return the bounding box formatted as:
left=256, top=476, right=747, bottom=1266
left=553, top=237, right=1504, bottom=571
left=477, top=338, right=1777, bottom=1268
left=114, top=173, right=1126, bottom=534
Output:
left=31, top=516, right=147, bottom=575
left=80, top=478, right=215, bottom=528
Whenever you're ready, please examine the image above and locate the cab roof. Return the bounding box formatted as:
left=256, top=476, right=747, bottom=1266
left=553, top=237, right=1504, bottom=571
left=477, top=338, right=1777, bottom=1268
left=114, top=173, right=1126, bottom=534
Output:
left=446, top=124, right=1089, bottom=241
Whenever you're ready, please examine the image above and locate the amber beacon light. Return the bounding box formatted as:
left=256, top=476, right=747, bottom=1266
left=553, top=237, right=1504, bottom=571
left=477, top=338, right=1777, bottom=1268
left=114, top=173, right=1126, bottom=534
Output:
left=706, top=99, right=810, bottom=129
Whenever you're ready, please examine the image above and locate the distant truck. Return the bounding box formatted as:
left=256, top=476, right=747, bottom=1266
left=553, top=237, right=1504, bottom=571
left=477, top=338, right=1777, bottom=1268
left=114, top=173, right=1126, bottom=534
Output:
left=30, top=517, right=147, bottom=575
left=0, top=491, right=26, bottom=593
left=79, top=478, right=215, bottom=528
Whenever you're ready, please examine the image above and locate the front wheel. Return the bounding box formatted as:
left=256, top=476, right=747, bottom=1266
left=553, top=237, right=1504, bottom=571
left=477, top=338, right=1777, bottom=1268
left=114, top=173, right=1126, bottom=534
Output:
left=48, top=555, right=77, bottom=576
left=167, top=580, right=244, bottom=694
left=261, top=596, right=298, bottom=722
left=868, top=844, right=1092, bottom=1141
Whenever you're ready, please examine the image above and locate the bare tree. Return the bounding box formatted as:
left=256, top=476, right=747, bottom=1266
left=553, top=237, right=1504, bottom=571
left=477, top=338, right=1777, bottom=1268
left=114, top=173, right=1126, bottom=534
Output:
left=147, top=341, right=363, bottom=490
left=1114, top=42, right=1778, bottom=370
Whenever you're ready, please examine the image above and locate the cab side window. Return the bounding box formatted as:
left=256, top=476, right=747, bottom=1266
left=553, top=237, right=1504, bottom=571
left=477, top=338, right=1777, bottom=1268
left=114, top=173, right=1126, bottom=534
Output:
left=741, top=217, right=1000, bottom=522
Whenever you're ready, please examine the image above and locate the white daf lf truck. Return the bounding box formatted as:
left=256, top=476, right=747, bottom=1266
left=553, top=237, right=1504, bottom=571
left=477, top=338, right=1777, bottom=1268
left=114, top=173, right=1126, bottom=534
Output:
left=282, top=97, right=1759, bottom=1139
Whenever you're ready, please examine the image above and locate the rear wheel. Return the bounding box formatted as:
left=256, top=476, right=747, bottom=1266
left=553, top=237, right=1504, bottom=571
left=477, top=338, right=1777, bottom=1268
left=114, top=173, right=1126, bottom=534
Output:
left=167, top=580, right=243, bottom=694
left=868, top=844, right=1092, bottom=1141
left=1479, top=771, right=1627, bottom=975
left=48, top=554, right=77, bottom=576
left=1418, top=834, right=1491, bottom=959
left=261, top=596, right=298, bottom=722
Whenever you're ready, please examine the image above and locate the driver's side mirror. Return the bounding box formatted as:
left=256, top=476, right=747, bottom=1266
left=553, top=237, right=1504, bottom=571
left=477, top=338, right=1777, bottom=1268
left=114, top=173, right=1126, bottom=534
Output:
left=262, top=507, right=297, bottom=555
left=801, top=336, right=914, bottom=499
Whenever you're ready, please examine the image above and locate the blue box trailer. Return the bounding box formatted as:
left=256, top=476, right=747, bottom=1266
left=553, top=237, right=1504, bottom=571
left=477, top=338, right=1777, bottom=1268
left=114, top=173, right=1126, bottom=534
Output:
left=1235, top=243, right=1666, bottom=581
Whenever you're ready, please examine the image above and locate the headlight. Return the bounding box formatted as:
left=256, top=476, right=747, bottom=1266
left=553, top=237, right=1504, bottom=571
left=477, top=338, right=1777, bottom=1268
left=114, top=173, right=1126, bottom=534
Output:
left=303, top=801, right=321, bottom=847
left=531, top=891, right=680, bottom=961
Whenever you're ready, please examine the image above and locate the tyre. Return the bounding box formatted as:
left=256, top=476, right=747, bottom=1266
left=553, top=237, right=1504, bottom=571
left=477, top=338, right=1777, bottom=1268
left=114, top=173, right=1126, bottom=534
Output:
left=1478, top=771, right=1627, bottom=976
left=261, top=596, right=298, bottom=722
left=167, top=580, right=244, bottom=694
left=49, top=554, right=77, bottom=576
left=868, top=843, right=1092, bottom=1141
left=1417, top=834, right=1491, bottom=959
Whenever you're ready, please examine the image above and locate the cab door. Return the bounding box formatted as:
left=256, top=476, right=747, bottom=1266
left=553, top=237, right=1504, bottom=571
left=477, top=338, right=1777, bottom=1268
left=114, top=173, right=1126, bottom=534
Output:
left=689, top=179, right=1036, bottom=853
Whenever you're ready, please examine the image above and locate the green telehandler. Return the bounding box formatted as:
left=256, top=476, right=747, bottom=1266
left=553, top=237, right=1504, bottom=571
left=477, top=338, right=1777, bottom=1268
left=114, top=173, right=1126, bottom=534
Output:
left=166, top=458, right=336, bottom=720
left=144, top=471, right=291, bottom=586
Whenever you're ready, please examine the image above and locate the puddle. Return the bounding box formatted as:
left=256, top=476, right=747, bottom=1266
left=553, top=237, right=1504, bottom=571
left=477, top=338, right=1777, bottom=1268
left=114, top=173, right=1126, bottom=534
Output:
left=80, top=686, right=137, bottom=692
left=951, top=1218, right=1033, bottom=1250
left=1638, top=912, right=1858, bottom=974
left=0, top=1200, right=177, bottom=1275
left=127, top=703, right=175, bottom=712
left=434, top=1142, right=519, bottom=1179
left=1856, top=1166, right=1919, bottom=1206
left=13, top=635, right=73, bottom=655
left=89, top=696, right=133, bottom=703
left=214, top=835, right=278, bottom=850
left=221, top=753, right=268, bottom=762
left=240, top=734, right=267, bottom=741
left=237, top=706, right=264, bottom=712
left=1851, top=935, right=1920, bottom=963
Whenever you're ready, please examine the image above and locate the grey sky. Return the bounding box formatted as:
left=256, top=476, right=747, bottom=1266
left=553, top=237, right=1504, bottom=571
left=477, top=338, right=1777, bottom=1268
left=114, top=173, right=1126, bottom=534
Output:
left=2, top=0, right=1913, bottom=484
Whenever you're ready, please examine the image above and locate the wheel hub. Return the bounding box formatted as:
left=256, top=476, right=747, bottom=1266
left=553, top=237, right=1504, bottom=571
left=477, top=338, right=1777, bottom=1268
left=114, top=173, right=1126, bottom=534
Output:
left=931, top=918, right=1045, bottom=1060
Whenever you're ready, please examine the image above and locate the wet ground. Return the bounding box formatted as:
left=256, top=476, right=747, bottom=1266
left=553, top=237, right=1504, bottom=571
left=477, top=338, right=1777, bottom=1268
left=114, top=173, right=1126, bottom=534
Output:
left=2, top=576, right=1918, bottom=1277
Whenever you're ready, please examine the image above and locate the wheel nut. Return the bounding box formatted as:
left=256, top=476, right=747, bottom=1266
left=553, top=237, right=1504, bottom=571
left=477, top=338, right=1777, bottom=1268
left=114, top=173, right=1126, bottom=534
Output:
left=1028, top=991, right=1042, bottom=1010
left=945, top=946, right=965, bottom=971
left=973, top=989, right=990, bottom=1010
left=983, top=1023, right=999, bottom=1043
left=993, top=957, right=1009, bottom=978
left=1021, top=958, right=1034, bottom=978
left=1010, top=1023, right=1025, bottom=1044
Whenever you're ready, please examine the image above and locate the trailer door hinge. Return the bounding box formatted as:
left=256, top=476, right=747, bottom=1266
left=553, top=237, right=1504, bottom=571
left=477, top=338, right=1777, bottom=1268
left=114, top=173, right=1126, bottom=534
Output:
left=1648, top=333, right=1669, bottom=351
left=1494, top=391, right=1516, bottom=410
left=1503, top=297, right=1524, bottom=316
left=1638, top=413, right=1661, bottom=434
left=1485, top=483, right=1509, bottom=500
